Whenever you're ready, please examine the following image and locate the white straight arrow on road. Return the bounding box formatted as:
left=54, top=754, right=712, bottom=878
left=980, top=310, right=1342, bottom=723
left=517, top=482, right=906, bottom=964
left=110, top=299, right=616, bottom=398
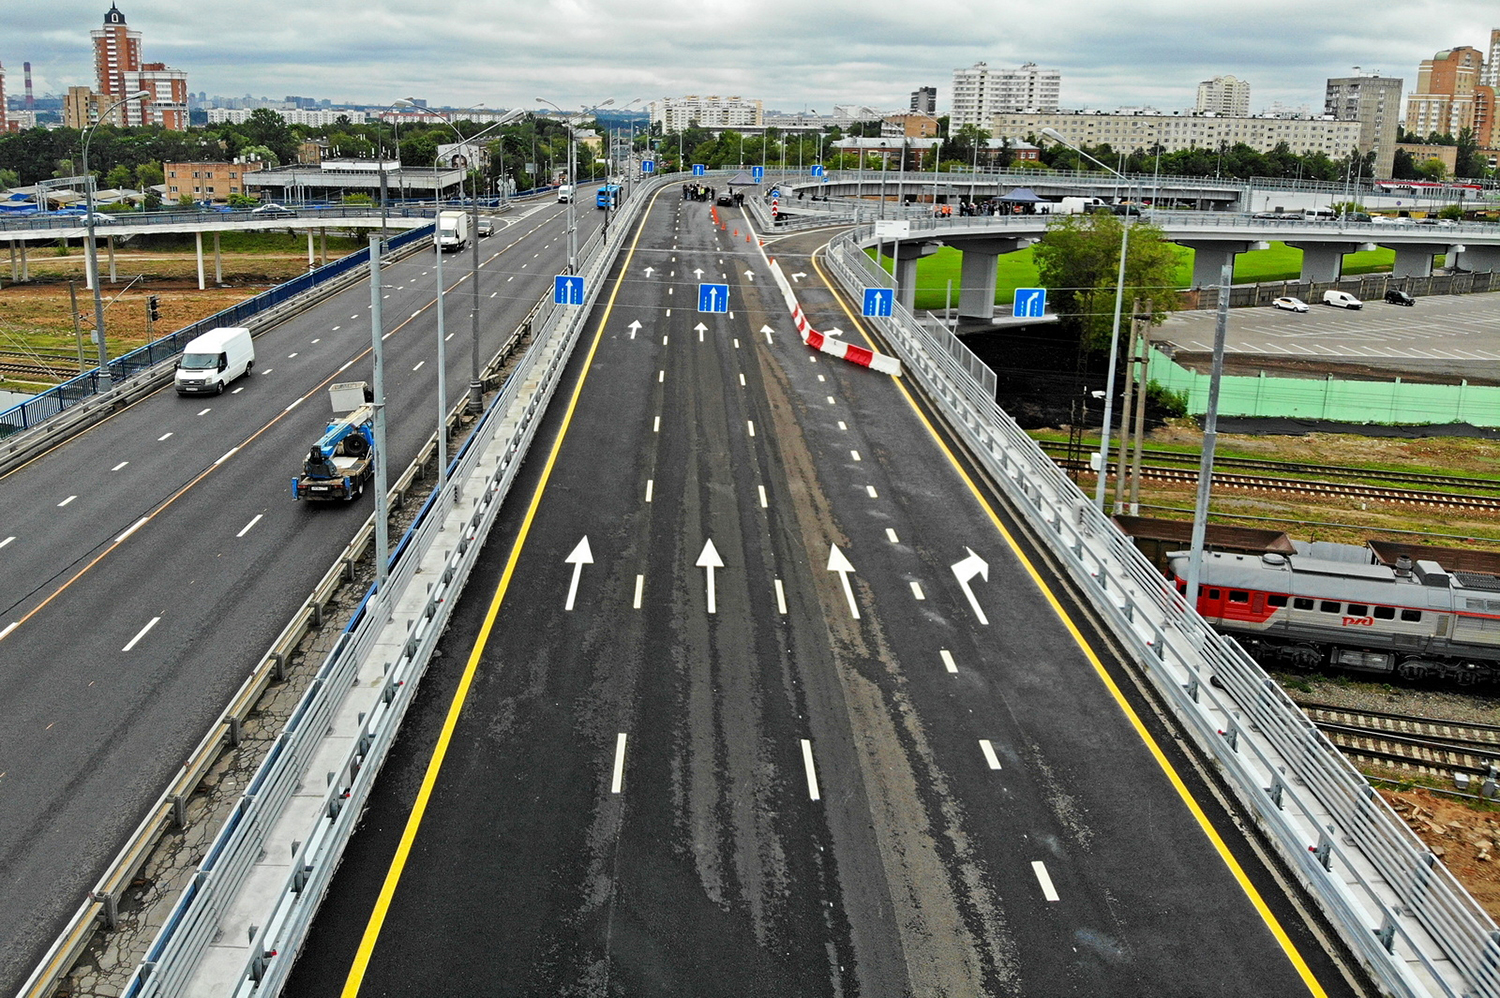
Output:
left=744, top=270, right=755, bottom=281
left=693, top=267, right=705, bottom=278
left=564, top=536, right=594, bottom=611
left=827, top=544, right=860, bottom=619
left=697, top=539, right=724, bottom=614
left=950, top=547, right=990, bottom=625
left=644, top=266, right=655, bottom=277
left=627, top=319, right=642, bottom=339
left=761, top=324, right=774, bottom=345
left=695, top=322, right=708, bottom=341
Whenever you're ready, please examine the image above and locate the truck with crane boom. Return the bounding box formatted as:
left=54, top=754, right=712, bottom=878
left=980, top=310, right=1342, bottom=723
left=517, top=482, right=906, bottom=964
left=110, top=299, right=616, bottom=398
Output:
left=292, top=382, right=376, bottom=501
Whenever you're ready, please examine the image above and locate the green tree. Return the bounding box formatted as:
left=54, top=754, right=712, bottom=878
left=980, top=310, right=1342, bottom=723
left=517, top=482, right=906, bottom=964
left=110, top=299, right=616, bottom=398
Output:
left=0, top=168, right=18, bottom=189
left=136, top=161, right=164, bottom=188
left=104, top=163, right=134, bottom=189
left=1438, top=203, right=1464, bottom=220
left=1455, top=127, right=1485, bottom=179
left=1032, top=212, right=1181, bottom=352
left=240, top=144, right=280, bottom=170
left=242, top=107, right=297, bottom=164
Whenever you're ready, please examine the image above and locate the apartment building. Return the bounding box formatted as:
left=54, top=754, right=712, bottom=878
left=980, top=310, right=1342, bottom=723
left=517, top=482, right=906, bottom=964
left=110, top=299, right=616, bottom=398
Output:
left=1404, top=45, right=1493, bottom=147
left=1324, top=74, right=1403, bottom=178
left=1195, top=76, right=1250, bottom=116
left=91, top=4, right=188, bottom=129
left=988, top=110, right=1362, bottom=160
left=163, top=161, right=265, bottom=202
left=649, top=95, right=763, bottom=132
left=950, top=62, right=1060, bottom=128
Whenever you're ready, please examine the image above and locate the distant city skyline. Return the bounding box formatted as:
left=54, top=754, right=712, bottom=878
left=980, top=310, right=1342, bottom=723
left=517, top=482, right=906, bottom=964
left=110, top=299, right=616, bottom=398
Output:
left=1, top=1, right=1496, bottom=120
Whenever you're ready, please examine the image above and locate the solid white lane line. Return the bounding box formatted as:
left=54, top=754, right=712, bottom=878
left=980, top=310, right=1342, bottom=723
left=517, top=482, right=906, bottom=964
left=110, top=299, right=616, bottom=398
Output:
left=866, top=485, right=878, bottom=498
left=114, top=517, right=149, bottom=544
left=747, top=420, right=755, bottom=437
left=645, top=479, right=654, bottom=503
left=237, top=514, right=264, bottom=538
left=979, top=739, right=1002, bottom=770
left=887, top=528, right=899, bottom=543
left=158, top=432, right=173, bottom=441
left=801, top=739, right=821, bottom=801
left=197, top=408, right=211, bottom=416
left=633, top=574, right=644, bottom=609
left=58, top=495, right=77, bottom=507
left=758, top=485, right=768, bottom=508
left=1032, top=861, right=1060, bottom=901
left=413, top=361, right=425, bottom=372
left=0, top=622, right=17, bottom=641
left=911, top=581, right=926, bottom=600
left=774, top=578, right=787, bottom=615
left=850, top=451, right=861, bottom=461
left=122, top=616, right=161, bottom=652
left=214, top=447, right=238, bottom=466
left=940, top=649, right=958, bottom=673
left=653, top=416, right=660, bottom=433
left=611, top=733, right=628, bottom=794
left=112, top=461, right=128, bottom=472
left=0, top=536, right=13, bottom=550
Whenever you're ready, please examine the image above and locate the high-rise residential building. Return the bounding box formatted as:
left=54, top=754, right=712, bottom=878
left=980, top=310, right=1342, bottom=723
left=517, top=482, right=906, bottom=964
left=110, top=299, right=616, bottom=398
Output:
left=910, top=86, right=936, bottom=116
left=1195, top=75, right=1250, bottom=116
left=0, top=61, right=8, bottom=134
left=950, top=62, right=1060, bottom=128
left=1481, top=28, right=1500, bottom=88
left=91, top=4, right=188, bottom=129
left=648, top=95, right=763, bottom=132
left=65, top=86, right=104, bottom=129
left=1404, top=45, right=1493, bottom=147
left=990, top=110, right=1361, bottom=161
left=1325, top=73, right=1403, bottom=178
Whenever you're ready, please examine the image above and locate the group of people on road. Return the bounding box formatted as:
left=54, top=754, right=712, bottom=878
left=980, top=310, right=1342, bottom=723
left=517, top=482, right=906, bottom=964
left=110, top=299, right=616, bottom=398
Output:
left=682, top=184, right=716, bottom=202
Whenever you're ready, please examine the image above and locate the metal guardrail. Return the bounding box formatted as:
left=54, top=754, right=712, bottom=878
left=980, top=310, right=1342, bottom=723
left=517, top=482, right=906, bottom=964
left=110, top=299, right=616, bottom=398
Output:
left=103, top=174, right=669, bottom=998
left=822, top=230, right=1500, bottom=998
left=0, top=204, right=438, bottom=234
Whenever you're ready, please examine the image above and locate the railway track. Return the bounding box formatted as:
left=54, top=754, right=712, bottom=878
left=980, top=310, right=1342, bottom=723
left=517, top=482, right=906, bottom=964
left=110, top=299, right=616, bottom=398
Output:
left=0, top=359, right=82, bottom=380
left=1039, top=440, right=1500, bottom=494
left=1054, top=458, right=1500, bottom=512
left=1301, top=702, right=1500, bottom=778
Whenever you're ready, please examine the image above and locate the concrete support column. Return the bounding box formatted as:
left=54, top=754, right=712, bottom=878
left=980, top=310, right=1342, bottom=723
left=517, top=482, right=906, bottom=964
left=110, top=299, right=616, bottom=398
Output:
left=107, top=236, right=116, bottom=282
left=9, top=241, right=16, bottom=283
left=1178, top=240, right=1267, bottom=288
left=320, top=228, right=328, bottom=266
left=1453, top=244, right=1500, bottom=273
left=954, top=236, right=1032, bottom=318
left=307, top=230, right=315, bottom=270
left=212, top=231, right=222, bottom=284
left=883, top=240, right=942, bottom=313
left=1385, top=242, right=1450, bottom=279
left=195, top=231, right=206, bottom=290
left=21, top=241, right=28, bottom=282
left=1286, top=241, right=1373, bottom=283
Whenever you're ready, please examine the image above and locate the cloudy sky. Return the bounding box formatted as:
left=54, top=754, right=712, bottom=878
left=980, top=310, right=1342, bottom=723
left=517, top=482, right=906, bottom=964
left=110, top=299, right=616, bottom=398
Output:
left=4, top=1, right=1497, bottom=115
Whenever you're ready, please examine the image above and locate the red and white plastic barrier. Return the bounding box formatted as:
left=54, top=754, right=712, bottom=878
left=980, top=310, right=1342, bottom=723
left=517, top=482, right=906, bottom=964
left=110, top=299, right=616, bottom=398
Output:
left=769, top=260, right=901, bottom=376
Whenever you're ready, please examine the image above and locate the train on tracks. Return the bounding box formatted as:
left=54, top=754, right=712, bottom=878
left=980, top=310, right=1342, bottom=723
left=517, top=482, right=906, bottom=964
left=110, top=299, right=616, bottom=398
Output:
left=1168, top=541, right=1500, bottom=685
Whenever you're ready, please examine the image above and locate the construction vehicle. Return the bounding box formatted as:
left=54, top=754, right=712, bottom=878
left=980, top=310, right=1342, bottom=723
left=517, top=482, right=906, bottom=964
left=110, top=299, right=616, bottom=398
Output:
left=292, top=382, right=376, bottom=501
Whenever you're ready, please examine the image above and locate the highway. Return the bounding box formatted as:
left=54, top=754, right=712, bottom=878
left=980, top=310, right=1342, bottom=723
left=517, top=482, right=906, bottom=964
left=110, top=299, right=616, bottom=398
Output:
left=0, top=194, right=606, bottom=995
left=283, top=188, right=1365, bottom=995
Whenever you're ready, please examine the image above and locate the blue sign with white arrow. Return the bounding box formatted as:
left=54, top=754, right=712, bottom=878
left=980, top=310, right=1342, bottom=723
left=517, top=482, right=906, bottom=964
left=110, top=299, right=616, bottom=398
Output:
left=642, top=159, right=655, bottom=174
left=692, top=163, right=706, bottom=176
left=698, top=283, right=729, bottom=313
left=811, top=164, right=825, bottom=178
left=554, top=275, right=585, bottom=306
left=751, top=165, right=765, bottom=182
left=862, top=287, right=894, bottom=317
left=1012, top=287, right=1047, bottom=318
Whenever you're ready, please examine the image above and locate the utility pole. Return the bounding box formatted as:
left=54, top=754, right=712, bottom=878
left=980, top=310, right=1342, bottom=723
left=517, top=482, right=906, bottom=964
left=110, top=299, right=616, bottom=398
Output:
left=1128, top=300, right=1152, bottom=515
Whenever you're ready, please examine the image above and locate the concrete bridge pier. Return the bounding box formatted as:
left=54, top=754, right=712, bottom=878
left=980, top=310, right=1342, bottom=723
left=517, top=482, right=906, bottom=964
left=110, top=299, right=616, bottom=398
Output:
left=882, top=240, right=942, bottom=313
left=1286, top=241, right=1375, bottom=283
left=1179, top=240, right=1267, bottom=288
left=1384, top=242, right=1451, bottom=279
left=956, top=237, right=1033, bottom=318
left=195, top=231, right=206, bottom=290
left=1454, top=244, right=1500, bottom=273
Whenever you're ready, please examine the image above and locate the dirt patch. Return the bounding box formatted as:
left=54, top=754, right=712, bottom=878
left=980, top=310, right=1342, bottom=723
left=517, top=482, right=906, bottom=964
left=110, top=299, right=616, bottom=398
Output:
left=1379, top=788, right=1500, bottom=920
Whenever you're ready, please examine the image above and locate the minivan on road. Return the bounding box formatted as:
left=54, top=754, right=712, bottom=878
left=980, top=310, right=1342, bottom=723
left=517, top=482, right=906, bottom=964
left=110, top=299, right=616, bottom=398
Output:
left=1322, top=290, right=1363, bottom=309
left=175, top=327, right=255, bottom=395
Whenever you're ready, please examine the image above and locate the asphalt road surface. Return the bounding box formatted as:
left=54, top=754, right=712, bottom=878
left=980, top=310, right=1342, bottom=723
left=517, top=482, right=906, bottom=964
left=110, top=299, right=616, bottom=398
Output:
left=0, top=197, right=608, bottom=995
left=282, top=191, right=1366, bottom=996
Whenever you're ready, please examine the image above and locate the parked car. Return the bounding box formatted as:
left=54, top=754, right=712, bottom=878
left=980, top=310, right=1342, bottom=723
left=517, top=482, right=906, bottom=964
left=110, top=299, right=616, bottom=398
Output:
left=61, top=211, right=116, bottom=224
left=477, top=217, right=494, bottom=237
left=1322, top=290, right=1363, bottom=309
left=1271, top=296, right=1309, bottom=312
left=251, top=203, right=296, bottom=218
left=1384, top=288, right=1416, bottom=306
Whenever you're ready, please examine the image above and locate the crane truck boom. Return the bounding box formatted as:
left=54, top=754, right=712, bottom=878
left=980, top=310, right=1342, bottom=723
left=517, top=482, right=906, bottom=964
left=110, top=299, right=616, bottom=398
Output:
left=292, top=382, right=377, bottom=501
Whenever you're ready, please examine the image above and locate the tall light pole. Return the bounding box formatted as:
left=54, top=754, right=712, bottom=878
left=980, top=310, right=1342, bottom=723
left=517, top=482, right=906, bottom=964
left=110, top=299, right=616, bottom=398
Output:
left=1040, top=127, right=1134, bottom=513
left=536, top=97, right=622, bottom=275
left=83, top=89, right=150, bottom=381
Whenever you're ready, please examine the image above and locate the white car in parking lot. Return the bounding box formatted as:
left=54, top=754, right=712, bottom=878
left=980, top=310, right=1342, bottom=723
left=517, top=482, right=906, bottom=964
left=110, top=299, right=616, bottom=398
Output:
left=1272, top=296, right=1309, bottom=312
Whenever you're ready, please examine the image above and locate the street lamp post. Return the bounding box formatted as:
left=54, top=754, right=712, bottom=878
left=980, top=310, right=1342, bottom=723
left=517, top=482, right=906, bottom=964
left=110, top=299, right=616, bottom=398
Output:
left=83, top=89, right=150, bottom=381
left=1040, top=127, right=1133, bottom=513
left=536, top=97, right=631, bottom=274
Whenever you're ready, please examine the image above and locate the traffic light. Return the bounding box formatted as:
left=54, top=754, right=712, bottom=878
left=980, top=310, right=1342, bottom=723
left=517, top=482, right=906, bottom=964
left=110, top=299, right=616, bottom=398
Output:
left=147, top=295, right=160, bottom=322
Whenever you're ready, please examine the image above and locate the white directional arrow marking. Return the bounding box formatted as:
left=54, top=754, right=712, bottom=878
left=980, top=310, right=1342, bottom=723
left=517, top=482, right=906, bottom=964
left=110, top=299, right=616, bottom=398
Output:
left=744, top=270, right=755, bottom=281
left=791, top=272, right=807, bottom=281
left=950, top=547, right=990, bottom=625
left=694, top=322, right=708, bottom=341
left=697, top=539, right=724, bottom=614
left=693, top=267, right=705, bottom=279
left=644, top=266, right=655, bottom=277
left=760, top=324, right=774, bottom=345
left=827, top=544, right=860, bottom=619
left=627, top=319, right=643, bottom=339
left=824, top=327, right=843, bottom=338
left=564, top=536, right=594, bottom=611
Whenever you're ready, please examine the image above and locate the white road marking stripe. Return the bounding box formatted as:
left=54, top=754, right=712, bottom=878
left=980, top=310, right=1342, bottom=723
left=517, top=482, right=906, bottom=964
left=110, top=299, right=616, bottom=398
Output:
left=733, top=338, right=740, bottom=348
left=764, top=329, right=773, bottom=344
left=758, top=485, right=768, bottom=508
left=0, top=622, right=17, bottom=641
left=332, top=325, right=340, bottom=331
left=866, top=486, right=878, bottom=498
left=886, top=528, right=899, bottom=543
left=940, top=649, right=957, bottom=673
left=645, top=479, right=654, bottom=503
left=232, top=387, right=245, bottom=394
left=801, top=740, right=821, bottom=801
left=288, top=352, right=298, bottom=358
left=312, top=337, right=321, bottom=343
left=261, top=369, right=271, bottom=374
left=114, top=517, right=148, bottom=544
left=980, top=739, right=1002, bottom=769
left=197, top=408, right=211, bottom=416
left=911, top=581, right=925, bottom=600
left=818, top=375, right=825, bottom=382
left=826, top=396, right=836, bottom=404
left=850, top=450, right=861, bottom=461
left=1032, top=861, right=1060, bottom=901
left=659, top=370, right=665, bottom=383
left=611, top=732, right=628, bottom=794
left=58, top=495, right=77, bottom=507
left=339, top=360, right=353, bottom=372
left=653, top=416, right=660, bottom=433
left=633, top=574, right=644, bottom=609
left=739, top=373, right=746, bottom=387
left=774, top=578, right=787, bottom=615
left=214, top=447, right=238, bottom=466
left=237, top=514, right=263, bottom=538
left=0, top=536, right=13, bottom=550
left=158, top=432, right=173, bottom=441
left=122, top=616, right=161, bottom=652
left=837, top=421, right=847, bottom=430
left=413, top=361, right=425, bottom=371
left=747, top=420, right=755, bottom=437
left=112, top=461, right=128, bottom=472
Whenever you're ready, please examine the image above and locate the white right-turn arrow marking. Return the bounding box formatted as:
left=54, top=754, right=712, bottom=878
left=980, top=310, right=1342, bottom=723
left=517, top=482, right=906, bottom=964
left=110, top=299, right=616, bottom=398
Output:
left=950, top=547, right=990, bottom=625
left=827, top=544, right=860, bottom=619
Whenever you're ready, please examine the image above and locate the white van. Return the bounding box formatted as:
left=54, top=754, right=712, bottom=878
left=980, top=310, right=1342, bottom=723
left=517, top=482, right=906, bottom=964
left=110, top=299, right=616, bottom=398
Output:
left=557, top=184, right=574, bottom=203
left=1322, top=290, right=1363, bottom=310
left=175, top=326, right=255, bottom=395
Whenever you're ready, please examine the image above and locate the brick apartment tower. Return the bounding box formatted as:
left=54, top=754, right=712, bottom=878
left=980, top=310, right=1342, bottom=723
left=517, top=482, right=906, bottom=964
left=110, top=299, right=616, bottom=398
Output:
left=0, top=61, right=9, bottom=133
left=92, top=3, right=142, bottom=124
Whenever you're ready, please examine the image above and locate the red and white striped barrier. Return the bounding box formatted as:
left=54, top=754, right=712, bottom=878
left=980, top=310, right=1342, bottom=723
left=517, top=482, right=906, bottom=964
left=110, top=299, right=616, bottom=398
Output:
left=771, top=261, right=902, bottom=376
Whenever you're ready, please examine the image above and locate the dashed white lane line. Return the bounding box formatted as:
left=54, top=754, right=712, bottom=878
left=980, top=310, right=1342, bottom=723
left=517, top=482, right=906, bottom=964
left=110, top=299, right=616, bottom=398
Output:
left=58, top=495, right=77, bottom=507
left=645, top=479, right=654, bottom=503
left=332, top=325, right=341, bottom=331
left=739, top=373, right=746, bottom=387
left=747, top=420, right=755, bottom=437
left=611, top=733, right=628, bottom=794
left=940, top=649, right=958, bottom=673
left=197, top=408, right=211, bottom=416
left=1032, top=861, right=1060, bottom=902
left=158, top=432, right=173, bottom=441
left=232, top=387, right=245, bottom=395
left=261, top=369, right=272, bottom=375
left=111, top=461, right=128, bottom=472
left=114, top=517, right=148, bottom=544
left=311, top=338, right=321, bottom=344
left=910, top=581, right=926, bottom=600
left=122, top=616, right=161, bottom=652
left=0, top=536, right=13, bottom=550
left=288, top=352, right=298, bottom=358
left=653, top=416, right=660, bottom=433
left=826, top=396, right=836, bottom=405
left=837, top=421, right=847, bottom=430
left=887, top=528, right=899, bottom=543
left=662, top=335, right=669, bottom=345
left=817, top=374, right=826, bottom=382
left=658, top=370, right=665, bottom=383
left=237, top=514, right=264, bottom=538
left=757, top=485, right=768, bottom=508
left=733, top=338, right=740, bottom=348
left=866, top=485, right=878, bottom=498
left=801, top=739, right=821, bottom=801
left=633, top=574, right=644, bottom=609
left=774, top=578, right=787, bottom=615
left=413, top=360, right=425, bottom=372
left=979, top=739, right=1003, bottom=770
left=850, top=450, right=861, bottom=461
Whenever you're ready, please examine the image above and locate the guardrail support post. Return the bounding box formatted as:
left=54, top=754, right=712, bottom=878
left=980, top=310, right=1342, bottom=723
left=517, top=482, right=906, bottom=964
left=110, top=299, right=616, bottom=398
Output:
left=227, top=715, right=242, bottom=746
left=1375, top=911, right=1396, bottom=953
left=1266, top=775, right=1285, bottom=810
left=1184, top=677, right=1199, bottom=703
left=269, top=651, right=287, bottom=682
left=1312, top=832, right=1333, bottom=871
left=170, top=794, right=186, bottom=827
left=91, top=891, right=120, bottom=929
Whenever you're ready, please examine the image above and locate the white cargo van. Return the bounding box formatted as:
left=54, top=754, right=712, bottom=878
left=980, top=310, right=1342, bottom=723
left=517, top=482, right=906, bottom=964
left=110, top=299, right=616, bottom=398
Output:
left=175, top=326, right=255, bottom=395
left=1322, top=290, right=1363, bottom=310
left=557, top=184, right=574, bottom=203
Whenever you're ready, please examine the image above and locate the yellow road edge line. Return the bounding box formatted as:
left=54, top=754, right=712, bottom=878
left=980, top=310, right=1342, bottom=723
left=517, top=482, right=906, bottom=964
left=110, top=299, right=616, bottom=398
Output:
left=809, top=247, right=1329, bottom=998
left=339, top=187, right=665, bottom=996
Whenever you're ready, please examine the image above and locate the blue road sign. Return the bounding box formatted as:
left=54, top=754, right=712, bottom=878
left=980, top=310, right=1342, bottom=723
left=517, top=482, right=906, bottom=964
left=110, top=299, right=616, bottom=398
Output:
left=692, top=163, right=706, bottom=176
left=554, top=275, right=585, bottom=306
left=862, top=287, right=895, bottom=317
left=1013, top=287, right=1047, bottom=318
left=751, top=165, right=765, bottom=182
left=811, top=164, right=825, bottom=178
left=642, top=159, right=655, bottom=174
left=698, top=283, right=730, bottom=313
